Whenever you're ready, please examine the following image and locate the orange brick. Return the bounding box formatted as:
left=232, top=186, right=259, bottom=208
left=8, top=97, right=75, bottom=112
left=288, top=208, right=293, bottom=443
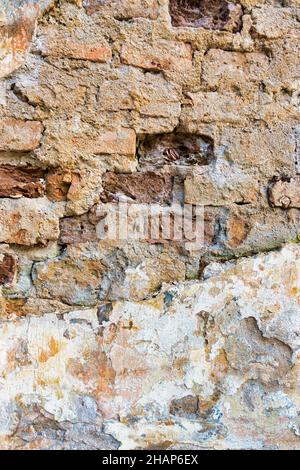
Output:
left=91, top=129, right=136, bottom=157
left=0, top=119, right=43, bottom=152
left=39, top=35, right=112, bottom=62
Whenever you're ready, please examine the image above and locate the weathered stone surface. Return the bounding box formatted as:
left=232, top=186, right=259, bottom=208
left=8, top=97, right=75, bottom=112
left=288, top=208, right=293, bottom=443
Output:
left=0, top=119, right=43, bottom=152
left=40, top=122, right=137, bottom=169
left=91, top=129, right=136, bottom=157
left=226, top=213, right=250, bottom=248
left=120, top=40, right=192, bottom=73
left=0, top=166, right=44, bottom=198
left=269, top=177, right=300, bottom=209
left=0, top=1, right=52, bottom=79
left=251, top=5, right=300, bottom=39
left=83, top=0, right=160, bottom=20
left=107, top=254, right=186, bottom=301
left=184, top=166, right=258, bottom=206
left=38, top=31, right=112, bottom=62
left=46, top=168, right=73, bottom=202
left=180, top=92, right=251, bottom=126
left=96, top=69, right=182, bottom=134
left=0, top=198, right=62, bottom=246
left=0, top=246, right=299, bottom=449
left=201, top=50, right=269, bottom=92
left=32, top=256, right=104, bottom=306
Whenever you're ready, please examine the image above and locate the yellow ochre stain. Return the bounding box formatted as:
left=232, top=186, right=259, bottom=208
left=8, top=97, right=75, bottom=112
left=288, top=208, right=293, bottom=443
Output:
left=38, top=337, right=60, bottom=363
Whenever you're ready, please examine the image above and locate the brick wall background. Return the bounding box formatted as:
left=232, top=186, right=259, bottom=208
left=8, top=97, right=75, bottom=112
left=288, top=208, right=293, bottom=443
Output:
left=0, top=0, right=299, bottom=449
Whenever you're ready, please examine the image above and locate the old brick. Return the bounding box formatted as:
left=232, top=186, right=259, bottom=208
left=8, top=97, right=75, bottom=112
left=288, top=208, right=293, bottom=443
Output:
left=38, top=34, right=112, bottom=62
left=46, top=169, right=73, bottom=202
left=226, top=214, right=250, bottom=248
left=101, top=171, right=174, bottom=204
left=0, top=119, right=43, bottom=152
left=269, top=177, right=300, bottom=209
left=0, top=4, right=38, bottom=78
left=0, top=254, right=16, bottom=286
left=59, top=213, right=99, bottom=245
left=169, top=0, right=243, bottom=32
left=120, top=41, right=192, bottom=73
left=0, top=166, right=45, bottom=198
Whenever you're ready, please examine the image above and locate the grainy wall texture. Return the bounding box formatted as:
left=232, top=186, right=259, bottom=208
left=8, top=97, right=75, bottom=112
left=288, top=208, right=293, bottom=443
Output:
left=0, top=0, right=300, bottom=450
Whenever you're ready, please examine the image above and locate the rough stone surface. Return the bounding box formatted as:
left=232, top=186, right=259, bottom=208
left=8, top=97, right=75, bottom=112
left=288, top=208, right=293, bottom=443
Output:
left=0, top=0, right=300, bottom=451
left=0, top=165, right=45, bottom=198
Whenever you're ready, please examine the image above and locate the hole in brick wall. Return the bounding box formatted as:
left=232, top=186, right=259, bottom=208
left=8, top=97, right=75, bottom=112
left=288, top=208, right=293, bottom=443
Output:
left=169, top=0, right=243, bottom=32
left=138, top=133, right=214, bottom=169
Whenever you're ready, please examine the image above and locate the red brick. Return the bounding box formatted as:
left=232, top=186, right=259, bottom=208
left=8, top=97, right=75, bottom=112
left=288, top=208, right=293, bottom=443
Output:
left=0, top=166, right=45, bottom=198
left=0, top=254, right=16, bottom=286
left=101, top=171, right=173, bottom=204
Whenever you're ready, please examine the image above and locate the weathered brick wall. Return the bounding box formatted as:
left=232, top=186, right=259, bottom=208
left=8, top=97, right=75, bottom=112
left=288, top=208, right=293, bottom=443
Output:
left=0, top=0, right=299, bottom=449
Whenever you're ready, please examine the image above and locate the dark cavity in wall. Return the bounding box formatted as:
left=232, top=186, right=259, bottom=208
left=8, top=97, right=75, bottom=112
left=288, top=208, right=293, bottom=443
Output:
left=138, top=133, right=214, bottom=169
left=169, top=0, right=243, bottom=32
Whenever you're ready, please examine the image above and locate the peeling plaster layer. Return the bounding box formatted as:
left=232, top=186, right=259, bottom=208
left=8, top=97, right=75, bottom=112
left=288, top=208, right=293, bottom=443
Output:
left=0, top=244, right=299, bottom=449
